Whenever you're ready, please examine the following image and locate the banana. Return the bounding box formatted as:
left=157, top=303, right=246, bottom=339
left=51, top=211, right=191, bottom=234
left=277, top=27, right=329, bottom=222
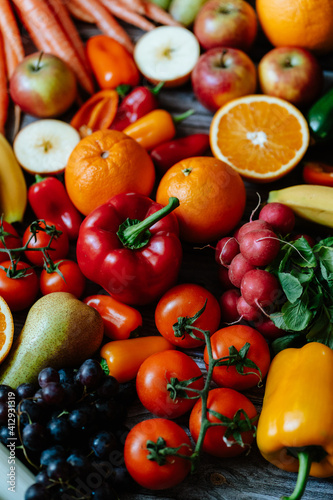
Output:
left=268, top=184, right=333, bottom=228
left=0, top=133, right=27, bottom=223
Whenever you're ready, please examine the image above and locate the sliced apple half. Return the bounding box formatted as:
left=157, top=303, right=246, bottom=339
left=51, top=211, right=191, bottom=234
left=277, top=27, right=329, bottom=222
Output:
left=134, top=26, right=200, bottom=87
left=13, top=119, right=81, bottom=175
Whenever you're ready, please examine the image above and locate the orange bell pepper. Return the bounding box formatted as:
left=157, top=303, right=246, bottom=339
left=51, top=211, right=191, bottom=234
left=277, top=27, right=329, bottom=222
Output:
left=86, top=35, right=140, bottom=90
left=100, top=336, right=174, bottom=383
left=70, top=89, right=119, bottom=137
left=256, top=342, right=333, bottom=500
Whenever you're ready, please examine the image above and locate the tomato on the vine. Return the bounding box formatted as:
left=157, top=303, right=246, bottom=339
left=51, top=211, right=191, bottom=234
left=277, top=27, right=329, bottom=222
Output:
left=0, top=221, right=21, bottom=263
left=189, top=387, right=258, bottom=458
left=302, top=161, right=333, bottom=187
left=136, top=349, right=204, bottom=419
left=22, top=219, right=69, bottom=266
left=204, top=325, right=271, bottom=391
left=0, top=260, right=39, bottom=311
left=155, top=283, right=221, bottom=348
left=124, top=418, right=193, bottom=490
left=40, top=259, right=86, bottom=298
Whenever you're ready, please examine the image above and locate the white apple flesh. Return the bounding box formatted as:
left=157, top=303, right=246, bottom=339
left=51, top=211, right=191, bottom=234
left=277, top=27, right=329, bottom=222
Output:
left=9, top=52, right=77, bottom=118
left=258, top=47, right=323, bottom=106
left=191, top=47, right=257, bottom=112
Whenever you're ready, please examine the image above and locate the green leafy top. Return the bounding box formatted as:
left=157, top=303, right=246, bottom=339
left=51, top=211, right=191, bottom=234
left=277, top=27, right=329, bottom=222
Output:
left=266, top=236, right=333, bottom=352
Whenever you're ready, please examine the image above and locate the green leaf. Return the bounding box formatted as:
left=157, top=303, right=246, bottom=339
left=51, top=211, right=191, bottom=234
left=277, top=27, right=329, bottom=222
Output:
left=278, top=272, right=303, bottom=303
left=316, top=245, right=333, bottom=273
left=291, top=267, right=314, bottom=285
left=278, top=299, right=313, bottom=331
left=271, top=333, right=306, bottom=355
left=289, top=237, right=317, bottom=268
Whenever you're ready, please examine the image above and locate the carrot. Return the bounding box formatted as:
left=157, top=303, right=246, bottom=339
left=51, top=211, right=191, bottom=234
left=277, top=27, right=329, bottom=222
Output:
left=100, top=0, right=155, bottom=31
left=0, top=0, right=25, bottom=74
left=11, top=0, right=94, bottom=94
left=0, top=29, right=9, bottom=135
left=143, top=1, right=182, bottom=26
left=66, top=0, right=95, bottom=23
left=118, top=0, right=146, bottom=15
left=46, top=0, right=90, bottom=69
left=72, top=0, right=134, bottom=53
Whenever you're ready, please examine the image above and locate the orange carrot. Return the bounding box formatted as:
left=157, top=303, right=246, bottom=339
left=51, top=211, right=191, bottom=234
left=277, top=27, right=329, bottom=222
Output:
left=118, top=0, right=146, bottom=15
left=0, top=0, right=25, bottom=74
left=66, top=0, right=95, bottom=23
left=46, top=0, right=90, bottom=69
left=100, top=0, right=155, bottom=31
left=11, top=0, right=94, bottom=94
left=0, top=29, right=9, bottom=135
left=143, top=1, right=182, bottom=26
left=72, top=0, right=134, bottom=53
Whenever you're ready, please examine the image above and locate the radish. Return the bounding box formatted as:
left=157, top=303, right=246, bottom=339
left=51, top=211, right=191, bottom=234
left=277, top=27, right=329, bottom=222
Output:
left=259, top=202, right=295, bottom=236
left=254, top=317, right=285, bottom=340
left=228, top=253, right=256, bottom=288
left=215, top=236, right=239, bottom=267
left=236, top=296, right=262, bottom=323
left=239, top=229, right=280, bottom=266
left=219, top=288, right=241, bottom=323
left=292, top=233, right=316, bottom=247
left=240, top=269, right=280, bottom=309
left=218, top=266, right=235, bottom=290
left=237, top=219, right=273, bottom=242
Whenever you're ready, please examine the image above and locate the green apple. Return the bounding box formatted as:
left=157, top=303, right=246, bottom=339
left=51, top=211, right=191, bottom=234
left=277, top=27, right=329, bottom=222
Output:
left=169, top=0, right=209, bottom=26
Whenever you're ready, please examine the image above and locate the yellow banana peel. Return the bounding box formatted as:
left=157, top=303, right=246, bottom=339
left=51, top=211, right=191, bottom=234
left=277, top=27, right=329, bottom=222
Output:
left=268, top=184, right=333, bottom=228
left=0, top=133, right=27, bottom=223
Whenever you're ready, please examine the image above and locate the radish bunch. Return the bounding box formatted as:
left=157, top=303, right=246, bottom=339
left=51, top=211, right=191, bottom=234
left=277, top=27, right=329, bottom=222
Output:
left=216, top=202, right=296, bottom=340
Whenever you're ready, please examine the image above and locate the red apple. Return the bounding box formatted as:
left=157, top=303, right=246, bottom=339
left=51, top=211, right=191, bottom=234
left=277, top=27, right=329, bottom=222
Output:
left=191, top=47, right=257, bottom=112
left=258, top=47, right=324, bottom=107
left=9, top=52, right=77, bottom=118
left=193, top=0, right=258, bottom=52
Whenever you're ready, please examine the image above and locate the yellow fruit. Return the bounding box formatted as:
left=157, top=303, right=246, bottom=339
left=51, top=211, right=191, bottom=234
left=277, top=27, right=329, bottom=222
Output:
left=0, top=296, right=14, bottom=365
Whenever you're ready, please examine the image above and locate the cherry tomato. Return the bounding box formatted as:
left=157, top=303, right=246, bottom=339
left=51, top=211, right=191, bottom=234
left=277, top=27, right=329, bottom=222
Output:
left=22, top=220, right=69, bottom=266
left=155, top=283, right=221, bottom=348
left=136, top=350, right=204, bottom=419
left=0, top=220, right=21, bottom=263
left=204, top=325, right=271, bottom=391
left=302, top=161, right=333, bottom=187
left=124, top=418, right=193, bottom=490
left=0, top=260, right=39, bottom=311
left=189, top=387, right=258, bottom=458
left=40, top=260, right=86, bottom=298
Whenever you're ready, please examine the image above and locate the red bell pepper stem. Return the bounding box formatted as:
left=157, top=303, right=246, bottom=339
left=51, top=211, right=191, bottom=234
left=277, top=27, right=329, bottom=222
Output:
left=117, top=197, right=179, bottom=249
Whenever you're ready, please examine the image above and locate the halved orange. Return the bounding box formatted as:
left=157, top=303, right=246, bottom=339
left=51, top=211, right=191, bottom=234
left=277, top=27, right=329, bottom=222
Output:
left=210, top=95, right=310, bottom=183
left=0, top=296, right=14, bottom=364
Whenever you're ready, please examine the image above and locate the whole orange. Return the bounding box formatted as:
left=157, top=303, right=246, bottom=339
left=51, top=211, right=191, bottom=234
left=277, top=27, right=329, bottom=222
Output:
left=65, top=130, right=155, bottom=215
left=155, top=156, right=246, bottom=244
left=256, top=0, right=333, bottom=54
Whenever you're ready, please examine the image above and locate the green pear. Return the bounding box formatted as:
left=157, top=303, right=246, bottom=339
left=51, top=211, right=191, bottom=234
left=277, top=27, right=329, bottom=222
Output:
left=0, top=292, right=104, bottom=388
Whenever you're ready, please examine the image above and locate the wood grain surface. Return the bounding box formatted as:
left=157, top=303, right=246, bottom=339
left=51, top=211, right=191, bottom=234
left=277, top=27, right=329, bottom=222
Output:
left=8, top=7, right=333, bottom=500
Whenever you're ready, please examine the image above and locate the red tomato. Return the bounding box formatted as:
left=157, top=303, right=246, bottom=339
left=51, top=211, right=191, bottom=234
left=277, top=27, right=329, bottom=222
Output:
left=155, top=283, right=221, bottom=348
left=124, top=418, right=193, bottom=490
left=22, top=220, right=69, bottom=266
left=204, top=325, right=271, bottom=391
left=189, top=387, right=258, bottom=458
left=302, top=161, right=333, bottom=187
left=0, top=260, right=39, bottom=311
left=40, top=260, right=86, bottom=298
left=136, top=350, right=204, bottom=419
left=0, top=221, right=21, bottom=263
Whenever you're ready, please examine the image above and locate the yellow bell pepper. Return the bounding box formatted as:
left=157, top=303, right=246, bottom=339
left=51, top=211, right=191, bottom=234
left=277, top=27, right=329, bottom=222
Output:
left=256, top=342, right=333, bottom=500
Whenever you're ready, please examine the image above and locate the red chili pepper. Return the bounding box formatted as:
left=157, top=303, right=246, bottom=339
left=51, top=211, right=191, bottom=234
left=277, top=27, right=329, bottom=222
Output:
left=76, top=193, right=182, bottom=305
left=150, top=133, right=210, bottom=174
left=83, top=294, right=142, bottom=340
left=110, top=84, right=162, bottom=131
left=28, top=176, right=82, bottom=240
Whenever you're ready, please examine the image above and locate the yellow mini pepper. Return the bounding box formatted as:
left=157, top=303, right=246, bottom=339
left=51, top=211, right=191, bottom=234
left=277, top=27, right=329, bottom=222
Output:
left=256, top=342, right=333, bottom=500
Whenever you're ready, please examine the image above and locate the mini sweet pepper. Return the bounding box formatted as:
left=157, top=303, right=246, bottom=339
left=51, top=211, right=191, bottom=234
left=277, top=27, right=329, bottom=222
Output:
left=256, top=342, right=333, bottom=500
left=76, top=193, right=182, bottom=305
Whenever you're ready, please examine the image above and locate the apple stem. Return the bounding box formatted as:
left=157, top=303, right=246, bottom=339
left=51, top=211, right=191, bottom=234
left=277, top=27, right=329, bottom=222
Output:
left=220, top=49, right=228, bottom=68
left=34, top=51, right=44, bottom=72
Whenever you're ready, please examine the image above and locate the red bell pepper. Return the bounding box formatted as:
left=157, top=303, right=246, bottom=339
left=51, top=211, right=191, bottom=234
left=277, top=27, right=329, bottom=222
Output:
left=110, top=84, right=162, bottom=131
left=28, top=176, right=82, bottom=240
left=76, top=193, right=182, bottom=305
left=150, top=133, right=210, bottom=174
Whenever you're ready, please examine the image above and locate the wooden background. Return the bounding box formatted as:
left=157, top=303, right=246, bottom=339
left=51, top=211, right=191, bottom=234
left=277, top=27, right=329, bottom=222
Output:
left=9, top=3, right=333, bottom=500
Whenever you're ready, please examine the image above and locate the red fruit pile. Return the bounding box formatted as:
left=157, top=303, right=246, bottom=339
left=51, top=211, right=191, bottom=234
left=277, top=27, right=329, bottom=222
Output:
left=216, top=202, right=296, bottom=340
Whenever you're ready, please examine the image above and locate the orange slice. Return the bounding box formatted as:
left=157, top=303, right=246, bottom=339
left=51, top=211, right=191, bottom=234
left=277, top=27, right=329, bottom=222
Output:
left=0, top=296, right=14, bottom=364
left=210, top=95, right=310, bottom=183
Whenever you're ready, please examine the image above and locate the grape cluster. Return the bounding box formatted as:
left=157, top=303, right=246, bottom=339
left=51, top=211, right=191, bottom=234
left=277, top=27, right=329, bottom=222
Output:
left=0, top=359, right=136, bottom=500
